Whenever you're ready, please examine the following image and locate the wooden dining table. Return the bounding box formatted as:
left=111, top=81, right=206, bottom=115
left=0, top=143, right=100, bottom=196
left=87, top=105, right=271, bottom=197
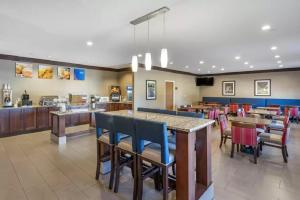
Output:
left=256, top=106, right=281, bottom=111
left=229, top=116, right=273, bottom=125
left=106, top=110, right=215, bottom=200
left=247, top=109, right=278, bottom=117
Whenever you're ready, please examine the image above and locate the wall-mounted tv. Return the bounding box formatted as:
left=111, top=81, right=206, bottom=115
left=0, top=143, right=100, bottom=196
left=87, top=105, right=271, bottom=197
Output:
left=196, top=77, right=214, bottom=86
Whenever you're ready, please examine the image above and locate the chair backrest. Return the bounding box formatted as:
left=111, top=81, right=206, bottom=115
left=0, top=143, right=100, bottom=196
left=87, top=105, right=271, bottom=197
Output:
left=231, top=122, right=257, bottom=146
left=94, top=112, right=114, bottom=143
left=113, top=115, right=136, bottom=150
left=223, top=106, right=229, bottom=115
left=289, top=106, right=299, bottom=117
left=157, top=109, right=177, bottom=115
left=208, top=109, right=215, bottom=120
left=230, top=103, right=239, bottom=113
left=219, top=115, right=228, bottom=135
left=237, top=108, right=246, bottom=117
left=135, top=118, right=169, bottom=164
left=214, top=108, right=220, bottom=119
left=137, top=107, right=160, bottom=113
left=177, top=111, right=204, bottom=118
left=242, top=104, right=252, bottom=112
left=269, top=104, right=280, bottom=107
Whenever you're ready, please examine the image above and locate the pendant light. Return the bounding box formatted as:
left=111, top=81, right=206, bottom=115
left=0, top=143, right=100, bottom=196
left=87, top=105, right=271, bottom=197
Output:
left=131, top=26, right=138, bottom=72
left=160, top=13, right=168, bottom=68
left=145, top=19, right=152, bottom=71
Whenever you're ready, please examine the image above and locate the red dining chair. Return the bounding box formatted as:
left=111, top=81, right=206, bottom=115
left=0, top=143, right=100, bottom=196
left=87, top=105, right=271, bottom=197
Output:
left=289, top=106, right=299, bottom=123
left=268, top=112, right=290, bottom=132
left=207, top=109, right=216, bottom=126
left=237, top=108, right=246, bottom=117
left=229, top=103, right=239, bottom=115
left=219, top=115, right=231, bottom=148
left=259, top=118, right=290, bottom=163
left=231, top=122, right=260, bottom=164
left=214, top=108, right=221, bottom=124
left=248, top=114, right=267, bottom=134
left=242, top=104, right=252, bottom=112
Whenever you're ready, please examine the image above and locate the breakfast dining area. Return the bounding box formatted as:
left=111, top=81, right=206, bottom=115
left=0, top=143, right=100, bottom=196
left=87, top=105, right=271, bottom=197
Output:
left=1, top=1, right=300, bottom=200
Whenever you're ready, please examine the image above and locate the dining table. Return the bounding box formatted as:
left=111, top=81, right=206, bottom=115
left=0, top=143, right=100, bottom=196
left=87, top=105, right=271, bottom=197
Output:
left=106, top=110, right=215, bottom=200
left=256, top=106, right=281, bottom=111
left=247, top=109, right=278, bottom=117
left=229, top=116, right=273, bottom=126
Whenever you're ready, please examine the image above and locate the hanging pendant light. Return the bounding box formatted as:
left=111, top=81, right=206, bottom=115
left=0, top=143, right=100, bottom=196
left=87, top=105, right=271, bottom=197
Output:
left=145, top=19, right=152, bottom=71
left=160, top=13, right=168, bottom=68
left=131, top=26, right=138, bottom=72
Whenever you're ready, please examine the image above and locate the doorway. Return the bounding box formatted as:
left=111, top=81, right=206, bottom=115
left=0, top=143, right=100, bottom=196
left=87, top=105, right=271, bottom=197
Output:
left=165, top=81, right=175, bottom=110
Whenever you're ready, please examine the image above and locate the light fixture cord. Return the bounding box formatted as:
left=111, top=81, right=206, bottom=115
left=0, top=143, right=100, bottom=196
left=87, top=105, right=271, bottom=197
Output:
left=147, top=17, right=150, bottom=51
left=163, top=13, right=166, bottom=47
left=133, top=25, right=136, bottom=54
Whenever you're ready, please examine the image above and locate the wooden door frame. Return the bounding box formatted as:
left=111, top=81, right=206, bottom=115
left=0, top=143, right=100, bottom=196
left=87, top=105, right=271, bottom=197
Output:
left=164, top=80, right=175, bottom=110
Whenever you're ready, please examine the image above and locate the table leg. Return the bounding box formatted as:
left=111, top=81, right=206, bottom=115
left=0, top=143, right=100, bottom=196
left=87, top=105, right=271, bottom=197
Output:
left=51, top=114, right=66, bottom=145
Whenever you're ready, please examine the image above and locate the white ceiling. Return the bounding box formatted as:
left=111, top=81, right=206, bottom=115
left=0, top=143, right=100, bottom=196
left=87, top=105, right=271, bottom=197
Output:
left=0, top=0, right=300, bottom=74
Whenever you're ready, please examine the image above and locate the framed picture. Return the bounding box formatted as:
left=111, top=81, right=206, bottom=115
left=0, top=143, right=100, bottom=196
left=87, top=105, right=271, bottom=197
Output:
left=38, top=64, right=54, bottom=79
left=57, top=67, right=71, bottom=80
left=15, top=62, right=33, bottom=78
left=74, top=68, right=85, bottom=80
left=146, top=80, right=156, bottom=100
left=222, top=81, right=235, bottom=96
left=254, top=79, right=271, bottom=96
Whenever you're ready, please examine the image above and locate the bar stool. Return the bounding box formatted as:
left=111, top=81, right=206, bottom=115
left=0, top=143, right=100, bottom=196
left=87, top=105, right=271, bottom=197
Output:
left=135, top=119, right=176, bottom=200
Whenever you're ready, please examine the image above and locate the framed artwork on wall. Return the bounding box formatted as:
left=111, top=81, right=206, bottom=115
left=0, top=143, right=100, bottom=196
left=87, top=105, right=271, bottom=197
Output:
left=38, top=64, right=54, bottom=79
left=222, top=81, right=235, bottom=96
left=74, top=68, right=85, bottom=80
left=254, top=79, right=271, bottom=96
left=57, top=67, right=71, bottom=80
left=15, top=62, right=33, bottom=78
left=146, top=80, right=156, bottom=100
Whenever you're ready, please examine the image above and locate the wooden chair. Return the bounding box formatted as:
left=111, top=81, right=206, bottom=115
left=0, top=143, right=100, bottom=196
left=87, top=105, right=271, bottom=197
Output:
left=242, top=104, right=252, bottom=112
left=229, top=103, right=239, bottom=115
left=219, top=114, right=231, bottom=148
left=289, top=106, right=299, bottom=123
left=237, top=108, right=246, bottom=117
left=231, top=122, right=260, bottom=164
left=135, top=119, right=176, bottom=200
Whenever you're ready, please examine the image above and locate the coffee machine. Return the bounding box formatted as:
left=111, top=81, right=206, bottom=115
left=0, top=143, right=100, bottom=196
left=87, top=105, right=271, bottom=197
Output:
left=90, top=95, right=96, bottom=110
left=2, top=84, right=13, bottom=107
left=21, top=90, right=32, bottom=106
left=110, top=86, right=121, bottom=102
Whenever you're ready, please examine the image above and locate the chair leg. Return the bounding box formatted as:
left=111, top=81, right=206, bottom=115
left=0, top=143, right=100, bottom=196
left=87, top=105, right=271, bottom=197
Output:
left=253, top=146, right=257, bottom=164
left=259, top=141, right=263, bottom=151
left=285, top=146, right=289, bottom=157
left=237, top=144, right=240, bottom=152
left=109, top=146, right=115, bottom=190
left=256, top=146, right=260, bottom=157
left=114, top=149, right=121, bottom=193
left=224, top=135, right=227, bottom=144
left=282, top=145, right=288, bottom=163
left=137, top=156, right=143, bottom=200
left=133, top=155, right=138, bottom=200
left=95, top=141, right=101, bottom=180
left=231, top=143, right=235, bottom=158
left=162, top=166, right=169, bottom=200
left=219, top=136, right=223, bottom=148
left=172, top=162, right=176, bottom=176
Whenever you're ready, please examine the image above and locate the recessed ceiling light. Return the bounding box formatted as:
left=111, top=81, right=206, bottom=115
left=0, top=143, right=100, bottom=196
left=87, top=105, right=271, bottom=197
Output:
left=48, top=55, right=52, bottom=58
left=261, top=25, right=271, bottom=31
left=249, top=65, right=254, bottom=68
left=220, top=68, right=225, bottom=71
left=185, top=65, right=189, bottom=69
left=274, top=55, right=280, bottom=58
left=244, top=61, right=249, bottom=65
left=198, top=68, right=201, bottom=71
left=270, top=46, right=277, bottom=50
left=138, top=54, right=143, bottom=57
left=208, top=70, right=211, bottom=73
left=169, top=61, right=173, bottom=65
left=235, top=56, right=241, bottom=60
left=277, top=60, right=282, bottom=64
left=212, top=65, right=216, bottom=68
left=199, top=60, right=205, bottom=64
left=86, top=41, right=93, bottom=46
left=279, top=64, right=283, bottom=68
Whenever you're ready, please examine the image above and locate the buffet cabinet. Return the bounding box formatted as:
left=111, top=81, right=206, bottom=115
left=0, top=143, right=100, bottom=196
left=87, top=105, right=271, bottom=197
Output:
left=0, top=102, right=132, bottom=138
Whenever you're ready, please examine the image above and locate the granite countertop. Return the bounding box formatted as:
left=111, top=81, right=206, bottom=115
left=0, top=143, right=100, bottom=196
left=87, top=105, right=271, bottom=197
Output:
left=96, top=101, right=133, bottom=104
left=0, top=105, right=46, bottom=110
left=50, top=108, right=106, bottom=116
left=106, top=110, right=215, bottom=133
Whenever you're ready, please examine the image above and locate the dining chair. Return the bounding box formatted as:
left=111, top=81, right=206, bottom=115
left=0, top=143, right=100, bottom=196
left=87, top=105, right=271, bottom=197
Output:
left=268, top=112, right=290, bottom=132
left=112, top=115, right=138, bottom=198
left=135, top=119, right=176, bottom=200
left=229, top=103, right=239, bottom=115
left=248, top=113, right=267, bottom=134
left=94, top=112, right=117, bottom=189
left=289, top=106, right=299, bottom=123
left=220, top=106, right=229, bottom=120
left=242, top=104, right=252, bottom=112
left=259, top=118, right=290, bottom=163
left=231, top=122, right=260, bottom=164
left=207, top=109, right=216, bottom=126
left=219, top=114, right=231, bottom=148
left=214, top=108, right=221, bottom=124
left=237, top=108, right=246, bottom=117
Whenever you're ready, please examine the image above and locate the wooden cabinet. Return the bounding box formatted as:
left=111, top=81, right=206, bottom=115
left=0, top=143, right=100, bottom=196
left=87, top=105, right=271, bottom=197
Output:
left=80, top=113, right=90, bottom=124
left=22, top=108, right=37, bottom=131
left=9, top=109, right=23, bottom=134
left=65, top=115, right=72, bottom=127
left=49, top=107, right=59, bottom=127
left=0, top=109, right=10, bottom=137
left=37, top=107, right=49, bottom=129
left=71, top=114, right=80, bottom=125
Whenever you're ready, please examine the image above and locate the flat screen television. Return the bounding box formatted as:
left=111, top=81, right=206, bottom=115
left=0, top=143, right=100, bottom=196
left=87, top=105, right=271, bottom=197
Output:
left=196, top=77, right=214, bottom=86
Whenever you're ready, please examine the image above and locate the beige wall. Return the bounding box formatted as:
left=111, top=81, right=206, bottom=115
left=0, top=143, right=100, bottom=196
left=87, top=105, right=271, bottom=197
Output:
left=118, top=71, right=133, bottom=101
left=199, top=71, right=300, bottom=99
left=0, top=59, right=119, bottom=104
left=133, top=68, right=200, bottom=109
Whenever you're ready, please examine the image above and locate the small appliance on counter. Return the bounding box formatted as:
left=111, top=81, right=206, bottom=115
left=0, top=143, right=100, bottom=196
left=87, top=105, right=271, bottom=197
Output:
left=2, top=84, right=13, bottom=107
left=99, top=96, right=109, bottom=103
left=21, top=90, right=32, bottom=106
left=110, top=86, right=121, bottom=102
left=69, top=94, right=88, bottom=105
left=90, top=95, right=96, bottom=110
left=39, top=96, right=59, bottom=107
left=54, top=97, right=68, bottom=113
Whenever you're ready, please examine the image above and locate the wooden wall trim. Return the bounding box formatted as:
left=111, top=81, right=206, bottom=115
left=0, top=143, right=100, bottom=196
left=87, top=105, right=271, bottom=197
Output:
left=0, top=54, right=119, bottom=72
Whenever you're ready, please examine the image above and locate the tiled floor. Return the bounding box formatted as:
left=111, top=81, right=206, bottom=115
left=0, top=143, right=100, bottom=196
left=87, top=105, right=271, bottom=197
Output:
left=0, top=123, right=299, bottom=200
